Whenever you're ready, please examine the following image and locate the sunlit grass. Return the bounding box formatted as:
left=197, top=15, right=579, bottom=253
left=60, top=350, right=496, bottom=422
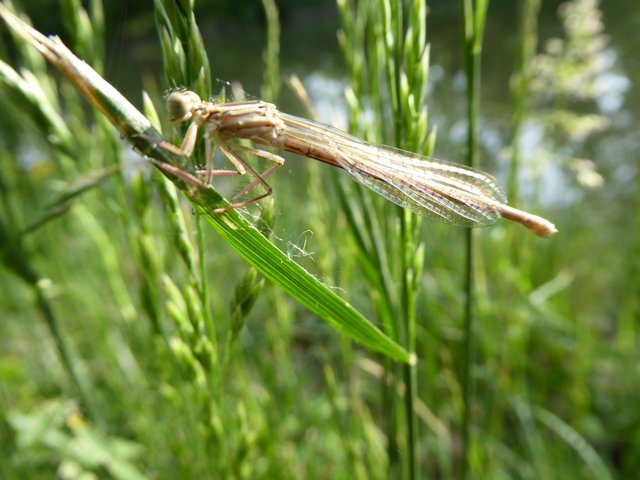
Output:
left=1, top=0, right=638, bottom=478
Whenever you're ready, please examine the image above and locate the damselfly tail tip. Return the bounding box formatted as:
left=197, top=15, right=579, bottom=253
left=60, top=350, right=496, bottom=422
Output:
left=529, top=218, right=558, bottom=238
left=498, top=205, right=557, bottom=238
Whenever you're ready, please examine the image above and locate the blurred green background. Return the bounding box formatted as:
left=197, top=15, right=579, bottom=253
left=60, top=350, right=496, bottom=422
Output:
left=1, top=0, right=638, bottom=478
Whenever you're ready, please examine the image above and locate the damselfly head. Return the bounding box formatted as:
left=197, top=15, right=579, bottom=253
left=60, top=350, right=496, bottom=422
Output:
left=167, top=90, right=201, bottom=123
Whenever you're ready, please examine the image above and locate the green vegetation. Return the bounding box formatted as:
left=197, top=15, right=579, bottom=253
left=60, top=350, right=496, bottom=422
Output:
left=1, top=0, right=638, bottom=478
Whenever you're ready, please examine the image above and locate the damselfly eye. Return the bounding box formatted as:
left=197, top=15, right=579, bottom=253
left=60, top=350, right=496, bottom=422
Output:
left=167, top=90, right=201, bottom=123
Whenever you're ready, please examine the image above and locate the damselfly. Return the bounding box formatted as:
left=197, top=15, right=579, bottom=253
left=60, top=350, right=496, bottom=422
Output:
left=156, top=90, right=557, bottom=237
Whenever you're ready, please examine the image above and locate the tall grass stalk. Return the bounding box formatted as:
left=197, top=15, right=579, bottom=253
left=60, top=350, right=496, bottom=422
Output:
left=461, top=0, right=488, bottom=478
left=337, top=0, right=431, bottom=477
left=508, top=0, right=541, bottom=203
left=260, top=0, right=280, bottom=102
